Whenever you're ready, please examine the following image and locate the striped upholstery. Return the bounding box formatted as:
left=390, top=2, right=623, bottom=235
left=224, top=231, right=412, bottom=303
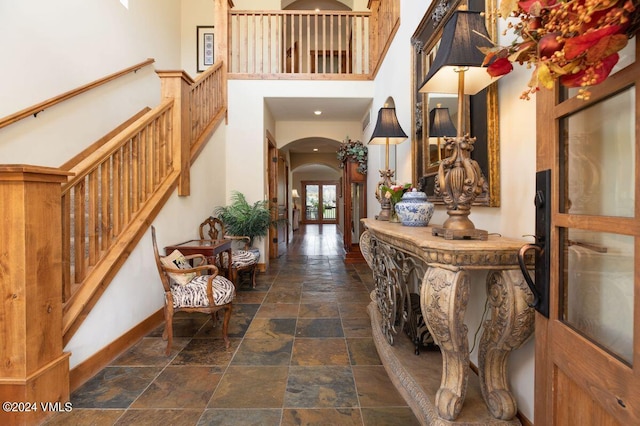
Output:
left=169, top=274, right=235, bottom=308
left=219, top=249, right=258, bottom=268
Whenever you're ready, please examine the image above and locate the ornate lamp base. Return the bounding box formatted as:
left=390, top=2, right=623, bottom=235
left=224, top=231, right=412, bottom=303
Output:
left=432, top=208, right=488, bottom=240
left=433, top=134, right=489, bottom=240
left=432, top=226, right=488, bottom=240
left=376, top=199, right=392, bottom=221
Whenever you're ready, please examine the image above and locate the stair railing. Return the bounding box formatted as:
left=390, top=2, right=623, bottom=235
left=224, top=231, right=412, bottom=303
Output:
left=58, top=62, right=227, bottom=344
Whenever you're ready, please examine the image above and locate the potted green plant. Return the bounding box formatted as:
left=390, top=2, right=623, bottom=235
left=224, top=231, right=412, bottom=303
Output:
left=213, top=191, right=283, bottom=247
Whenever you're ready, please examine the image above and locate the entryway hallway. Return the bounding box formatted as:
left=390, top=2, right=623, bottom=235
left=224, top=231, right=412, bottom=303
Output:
left=44, top=224, right=420, bottom=425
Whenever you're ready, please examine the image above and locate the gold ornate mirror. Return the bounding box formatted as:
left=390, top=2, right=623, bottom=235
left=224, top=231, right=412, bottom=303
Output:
left=411, top=0, right=500, bottom=207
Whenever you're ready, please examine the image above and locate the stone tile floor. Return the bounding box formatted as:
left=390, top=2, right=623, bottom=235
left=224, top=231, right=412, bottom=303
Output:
left=44, top=225, right=420, bottom=425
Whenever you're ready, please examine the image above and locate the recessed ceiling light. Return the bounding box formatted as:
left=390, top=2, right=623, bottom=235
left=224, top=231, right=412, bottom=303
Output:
left=315, top=8, right=320, bottom=12
left=314, top=110, right=322, bottom=115
left=313, top=148, right=319, bottom=152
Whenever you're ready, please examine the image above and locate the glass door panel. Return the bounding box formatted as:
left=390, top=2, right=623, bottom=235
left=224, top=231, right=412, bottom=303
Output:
left=560, top=87, right=635, bottom=217
left=322, top=185, right=337, bottom=220
left=561, top=229, right=634, bottom=364
left=305, top=184, right=319, bottom=221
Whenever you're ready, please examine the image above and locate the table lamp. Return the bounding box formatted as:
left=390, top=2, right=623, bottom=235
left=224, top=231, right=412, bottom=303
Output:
left=419, top=9, right=501, bottom=239
left=291, top=189, right=300, bottom=209
left=368, top=107, right=408, bottom=221
left=429, top=104, right=457, bottom=163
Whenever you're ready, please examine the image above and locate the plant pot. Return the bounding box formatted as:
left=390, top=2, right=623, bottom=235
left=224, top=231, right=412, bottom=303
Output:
left=394, top=191, right=434, bottom=227
left=249, top=248, right=261, bottom=261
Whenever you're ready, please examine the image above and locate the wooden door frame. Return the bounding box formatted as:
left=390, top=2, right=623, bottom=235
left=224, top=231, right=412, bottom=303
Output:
left=534, top=42, right=640, bottom=425
left=342, top=161, right=367, bottom=254
left=267, top=131, right=278, bottom=260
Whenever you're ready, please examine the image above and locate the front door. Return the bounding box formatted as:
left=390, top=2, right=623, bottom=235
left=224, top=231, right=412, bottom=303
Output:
left=535, top=41, right=640, bottom=424
left=302, top=181, right=338, bottom=224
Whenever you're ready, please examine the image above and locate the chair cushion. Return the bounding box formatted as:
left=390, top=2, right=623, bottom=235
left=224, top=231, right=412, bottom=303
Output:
left=170, top=274, right=235, bottom=308
left=218, top=250, right=258, bottom=269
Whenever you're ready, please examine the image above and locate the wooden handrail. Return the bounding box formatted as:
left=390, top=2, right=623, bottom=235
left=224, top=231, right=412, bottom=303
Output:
left=0, top=58, right=155, bottom=130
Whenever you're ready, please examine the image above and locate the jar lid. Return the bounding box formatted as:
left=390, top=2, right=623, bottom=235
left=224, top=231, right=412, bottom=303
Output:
left=402, top=190, right=427, bottom=200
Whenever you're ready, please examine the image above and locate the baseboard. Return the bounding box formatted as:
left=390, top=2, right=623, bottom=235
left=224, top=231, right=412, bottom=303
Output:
left=69, top=309, right=164, bottom=392
left=469, top=362, right=533, bottom=426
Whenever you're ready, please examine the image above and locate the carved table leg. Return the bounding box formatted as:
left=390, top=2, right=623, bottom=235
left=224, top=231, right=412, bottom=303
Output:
left=421, top=266, right=470, bottom=420
left=479, top=269, right=535, bottom=420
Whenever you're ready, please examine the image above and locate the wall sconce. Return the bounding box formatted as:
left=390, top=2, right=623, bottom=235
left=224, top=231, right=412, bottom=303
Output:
left=368, top=107, right=408, bottom=221
left=291, top=189, right=300, bottom=209
left=419, top=10, right=501, bottom=239
left=429, top=104, right=457, bottom=163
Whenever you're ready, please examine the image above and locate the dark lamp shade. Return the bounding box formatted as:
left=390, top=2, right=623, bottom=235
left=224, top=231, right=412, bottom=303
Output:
left=429, top=107, right=457, bottom=137
left=419, top=10, right=498, bottom=95
left=368, top=107, right=408, bottom=145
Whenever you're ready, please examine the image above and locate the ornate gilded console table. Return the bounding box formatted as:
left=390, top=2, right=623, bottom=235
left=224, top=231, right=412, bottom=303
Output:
left=360, top=219, right=534, bottom=425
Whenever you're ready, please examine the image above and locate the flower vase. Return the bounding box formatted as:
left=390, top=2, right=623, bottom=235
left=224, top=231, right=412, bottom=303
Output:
left=389, top=206, right=400, bottom=223
left=394, top=191, right=434, bottom=226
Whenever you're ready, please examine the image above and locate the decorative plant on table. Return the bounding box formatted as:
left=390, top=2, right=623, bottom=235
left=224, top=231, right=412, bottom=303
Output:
left=214, top=191, right=284, bottom=247
left=482, top=0, right=638, bottom=100
left=380, top=183, right=413, bottom=222
left=337, top=138, right=368, bottom=175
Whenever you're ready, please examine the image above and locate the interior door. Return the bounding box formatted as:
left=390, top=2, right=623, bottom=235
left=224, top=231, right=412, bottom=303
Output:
left=535, top=41, right=640, bottom=425
left=342, top=160, right=367, bottom=261
left=276, top=156, right=288, bottom=257
left=267, top=134, right=278, bottom=260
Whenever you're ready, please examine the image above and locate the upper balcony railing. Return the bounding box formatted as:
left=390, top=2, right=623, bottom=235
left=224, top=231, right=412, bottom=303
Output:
left=228, top=0, right=400, bottom=79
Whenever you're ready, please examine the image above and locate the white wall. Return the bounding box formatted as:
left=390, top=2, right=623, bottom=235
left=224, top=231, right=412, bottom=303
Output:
left=278, top=121, right=363, bottom=145
left=0, top=0, right=181, bottom=165
left=181, top=0, right=216, bottom=77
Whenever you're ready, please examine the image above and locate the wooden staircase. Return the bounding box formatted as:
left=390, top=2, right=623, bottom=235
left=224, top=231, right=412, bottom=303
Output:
left=0, top=60, right=226, bottom=426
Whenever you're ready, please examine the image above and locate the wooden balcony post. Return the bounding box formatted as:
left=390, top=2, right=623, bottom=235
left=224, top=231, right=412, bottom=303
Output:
left=157, top=71, right=194, bottom=196
left=215, top=0, right=231, bottom=122
left=368, top=0, right=381, bottom=74
left=0, top=165, right=71, bottom=426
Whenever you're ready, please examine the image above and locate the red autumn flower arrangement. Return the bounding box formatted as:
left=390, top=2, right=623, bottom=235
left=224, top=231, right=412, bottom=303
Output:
left=482, top=0, right=638, bottom=100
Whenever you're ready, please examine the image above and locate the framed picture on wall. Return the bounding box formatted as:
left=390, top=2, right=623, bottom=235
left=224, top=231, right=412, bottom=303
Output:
left=197, top=25, right=214, bottom=72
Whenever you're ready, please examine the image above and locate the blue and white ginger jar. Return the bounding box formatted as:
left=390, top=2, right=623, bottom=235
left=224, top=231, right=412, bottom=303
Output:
left=394, top=190, right=434, bottom=227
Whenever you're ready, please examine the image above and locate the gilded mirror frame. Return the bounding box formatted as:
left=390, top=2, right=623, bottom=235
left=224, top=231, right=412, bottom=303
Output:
left=411, top=0, right=500, bottom=207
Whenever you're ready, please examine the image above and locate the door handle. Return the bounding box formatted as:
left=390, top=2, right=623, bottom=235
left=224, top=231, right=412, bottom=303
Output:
left=517, top=169, right=551, bottom=318
left=518, top=243, right=542, bottom=309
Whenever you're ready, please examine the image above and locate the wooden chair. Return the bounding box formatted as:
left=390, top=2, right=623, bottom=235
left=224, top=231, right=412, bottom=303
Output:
left=199, top=216, right=259, bottom=288
left=151, top=226, right=234, bottom=355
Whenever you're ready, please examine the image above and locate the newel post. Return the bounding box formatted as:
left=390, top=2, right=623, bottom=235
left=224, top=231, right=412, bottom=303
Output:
left=0, top=165, right=71, bottom=426
left=157, top=70, right=194, bottom=196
